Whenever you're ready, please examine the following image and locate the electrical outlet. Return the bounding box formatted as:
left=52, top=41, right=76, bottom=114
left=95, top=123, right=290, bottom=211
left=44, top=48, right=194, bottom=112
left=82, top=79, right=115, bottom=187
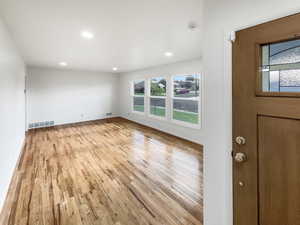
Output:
left=106, top=112, right=113, bottom=116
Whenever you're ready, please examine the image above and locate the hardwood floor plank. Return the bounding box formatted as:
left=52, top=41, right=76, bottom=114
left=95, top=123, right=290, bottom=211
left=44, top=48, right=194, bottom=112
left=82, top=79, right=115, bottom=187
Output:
left=1, top=118, right=203, bottom=225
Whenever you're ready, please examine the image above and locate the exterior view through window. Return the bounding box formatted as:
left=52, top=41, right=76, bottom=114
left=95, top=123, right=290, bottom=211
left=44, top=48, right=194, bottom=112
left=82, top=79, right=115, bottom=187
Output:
left=261, top=38, right=300, bottom=92
left=172, top=75, right=200, bottom=125
left=133, top=80, right=145, bottom=112
left=132, top=74, right=201, bottom=128
left=150, top=77, right=166, bottom=117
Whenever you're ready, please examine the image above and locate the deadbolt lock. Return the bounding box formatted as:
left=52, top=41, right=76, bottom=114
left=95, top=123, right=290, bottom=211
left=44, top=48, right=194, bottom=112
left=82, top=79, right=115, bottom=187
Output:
left=235, top=136, right=246, bottom=145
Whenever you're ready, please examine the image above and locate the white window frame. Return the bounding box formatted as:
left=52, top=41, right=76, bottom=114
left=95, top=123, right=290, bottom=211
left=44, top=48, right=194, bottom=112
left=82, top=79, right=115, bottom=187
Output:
left=131, top=79, right=146, bottom=115
left=171, top=74, right=201, bottom=129
left=147, top=77, right=168, bottom=120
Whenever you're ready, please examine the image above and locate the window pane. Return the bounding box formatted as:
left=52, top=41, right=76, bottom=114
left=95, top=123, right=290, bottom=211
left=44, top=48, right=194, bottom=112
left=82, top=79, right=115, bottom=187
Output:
left=133, top=97, right=144, bottom=112
left=279, top=69, right=300, bottom=92
left=173, top=75, right=200, bottom=98
left=173, top=99, right=199, bottom=124
left=150, top=98, right=166, bottom=117
left=151, top=77, right=166, bottom=96
left=261, top=39, right=300, bottom=92
left=269, top=39, right=300, bottom=65
left=270, top=71, right=280, bottom=92
left=134, top=81, right=145, bottom=95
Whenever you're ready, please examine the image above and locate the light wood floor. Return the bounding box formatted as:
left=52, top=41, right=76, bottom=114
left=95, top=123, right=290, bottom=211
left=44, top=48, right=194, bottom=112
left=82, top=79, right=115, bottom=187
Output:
left=0, top=118, right=203, bottom=225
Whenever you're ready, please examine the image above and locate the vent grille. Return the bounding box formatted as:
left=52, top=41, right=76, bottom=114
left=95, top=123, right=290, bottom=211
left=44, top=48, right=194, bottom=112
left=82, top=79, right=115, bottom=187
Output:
left=29, top=121, right=55, bottom=129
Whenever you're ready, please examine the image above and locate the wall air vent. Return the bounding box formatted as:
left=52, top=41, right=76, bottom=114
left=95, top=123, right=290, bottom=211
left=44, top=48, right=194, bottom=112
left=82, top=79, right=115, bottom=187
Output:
left=28, top=121, right=55, bottom=129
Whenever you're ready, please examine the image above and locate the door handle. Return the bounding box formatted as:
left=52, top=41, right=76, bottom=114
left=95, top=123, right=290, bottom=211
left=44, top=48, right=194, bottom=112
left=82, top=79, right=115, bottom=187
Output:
left=234, top=152, right=247, bottom=163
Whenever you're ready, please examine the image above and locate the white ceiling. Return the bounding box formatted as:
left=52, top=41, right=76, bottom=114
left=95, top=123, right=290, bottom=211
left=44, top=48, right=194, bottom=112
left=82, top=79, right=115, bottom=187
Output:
left=0, top=0, right=203, bottom=73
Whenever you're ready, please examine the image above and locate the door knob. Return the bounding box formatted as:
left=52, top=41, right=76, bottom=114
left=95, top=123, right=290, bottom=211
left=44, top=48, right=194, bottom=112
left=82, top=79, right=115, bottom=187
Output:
left=235, top=136, right=246, bottom=145
left=234, top=152, right=247, bottom=163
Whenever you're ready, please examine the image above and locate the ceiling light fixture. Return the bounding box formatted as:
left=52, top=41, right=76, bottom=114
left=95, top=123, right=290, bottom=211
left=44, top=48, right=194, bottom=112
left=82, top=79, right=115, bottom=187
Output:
left=59, top=62, right=67, bottom=66
left=164, top=52, right=174, bottom=57
left=81, top=31, right=94, bottom=39
left=113, top=67, right=118, bottom=71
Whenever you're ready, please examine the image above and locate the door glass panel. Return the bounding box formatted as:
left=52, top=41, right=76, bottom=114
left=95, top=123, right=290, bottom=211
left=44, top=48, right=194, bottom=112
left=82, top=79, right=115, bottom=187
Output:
left=269, top=71, right=279, bottom=92
left=261, top=39, right=300, bottom=92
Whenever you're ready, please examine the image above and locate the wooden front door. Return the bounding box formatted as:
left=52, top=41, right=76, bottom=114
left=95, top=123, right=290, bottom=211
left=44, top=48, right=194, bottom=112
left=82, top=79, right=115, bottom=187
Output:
left=233, top=13, right=300, bottom=225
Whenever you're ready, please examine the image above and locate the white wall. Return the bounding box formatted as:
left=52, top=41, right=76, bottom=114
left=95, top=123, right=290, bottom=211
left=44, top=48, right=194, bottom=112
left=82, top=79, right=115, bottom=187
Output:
left=27, top=67, right=120, bottom=126
left=119, top=59, right=203, bottom=144
left=201, top=1, right=300, bottom=225
left=0, top=19, right=26, bottom=210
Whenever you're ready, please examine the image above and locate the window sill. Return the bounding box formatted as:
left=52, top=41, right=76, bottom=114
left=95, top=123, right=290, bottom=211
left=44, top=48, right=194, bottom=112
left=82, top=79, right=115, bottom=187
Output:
left=132, top=111, right=145, bottom=115
left=148, top=114, right=167, bottom=121
left=131, top=110, right=201, bottom=129
left=171, top=119, right=201, bottom=130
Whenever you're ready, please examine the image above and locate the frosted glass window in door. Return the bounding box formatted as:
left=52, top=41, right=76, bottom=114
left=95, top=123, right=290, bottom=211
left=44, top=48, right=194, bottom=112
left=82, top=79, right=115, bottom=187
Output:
left=261, top=39, right=300, bottom=92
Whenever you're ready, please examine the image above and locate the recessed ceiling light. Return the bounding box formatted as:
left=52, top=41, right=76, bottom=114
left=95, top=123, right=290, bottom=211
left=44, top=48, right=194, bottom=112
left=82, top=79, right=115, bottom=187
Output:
left=81, top=31, right=94, bottom=39
left=59, top=62, right=67, bottom=66
left=165, top=52, right=174, bottom=57
left=112, top=67, right=118, bottom=71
